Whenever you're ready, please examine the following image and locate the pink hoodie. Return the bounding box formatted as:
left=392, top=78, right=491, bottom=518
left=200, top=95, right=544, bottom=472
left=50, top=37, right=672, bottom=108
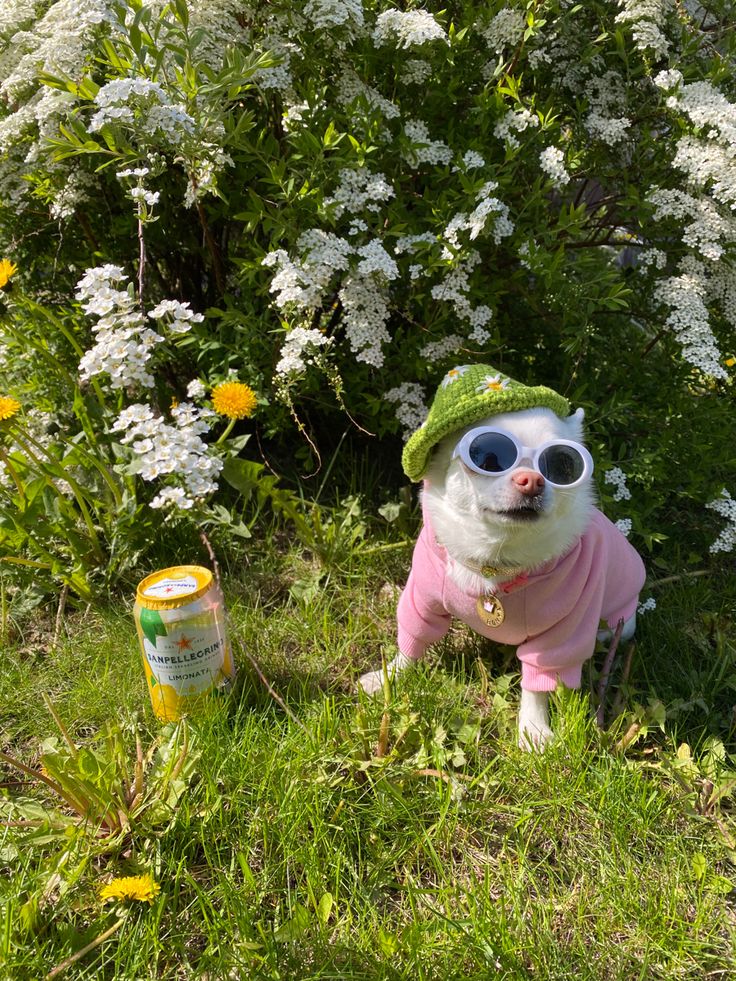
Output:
left=397, top=506, right=646, bottom=692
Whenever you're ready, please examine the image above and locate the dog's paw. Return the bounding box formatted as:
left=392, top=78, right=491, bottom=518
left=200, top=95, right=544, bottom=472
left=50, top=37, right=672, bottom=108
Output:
left=358, top=652, right=414, bottom=696
left=518, top=721, right=554, bottom=752
left=358, top=668, right=385, bottom=696
left=517, top=688, right=552, bottom=751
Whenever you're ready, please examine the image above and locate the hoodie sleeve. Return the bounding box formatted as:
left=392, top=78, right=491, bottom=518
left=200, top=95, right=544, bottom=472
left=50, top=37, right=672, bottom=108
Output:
left=516, top=510, right=645, bottom=692
left=397, top=524, right=452, bottom=661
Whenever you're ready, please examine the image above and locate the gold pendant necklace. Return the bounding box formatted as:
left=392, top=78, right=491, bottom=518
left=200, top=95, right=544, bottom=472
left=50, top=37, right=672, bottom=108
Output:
left=476, top=593, right=505, bottom=627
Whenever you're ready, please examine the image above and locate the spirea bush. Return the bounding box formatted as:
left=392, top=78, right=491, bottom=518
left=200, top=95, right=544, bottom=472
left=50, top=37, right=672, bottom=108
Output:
left=0, top=0, right=735, bottom=597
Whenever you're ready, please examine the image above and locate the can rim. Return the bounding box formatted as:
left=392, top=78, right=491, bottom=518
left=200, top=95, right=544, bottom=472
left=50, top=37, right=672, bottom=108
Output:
left=136, top=565, right=214, bottom=609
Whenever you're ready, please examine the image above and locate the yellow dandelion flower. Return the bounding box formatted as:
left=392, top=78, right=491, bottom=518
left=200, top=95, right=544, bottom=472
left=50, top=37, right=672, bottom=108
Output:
left=211, top=381, right=257, bottom=420
left=0, top=396, right=20, bottom=421
left=0, top=259, right=17, bottom=290
left=99, top=874, right=161, bottom=904
left=726, top=356, right=736, bottom=368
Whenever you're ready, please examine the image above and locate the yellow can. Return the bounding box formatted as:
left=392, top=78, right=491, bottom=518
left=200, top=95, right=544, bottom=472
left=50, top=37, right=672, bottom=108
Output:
left=134, top=565, right=235, bottom=722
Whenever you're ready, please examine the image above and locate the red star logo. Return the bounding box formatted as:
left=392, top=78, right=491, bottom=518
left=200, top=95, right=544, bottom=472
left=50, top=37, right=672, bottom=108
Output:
left=175, top=635, right=193, bottom=652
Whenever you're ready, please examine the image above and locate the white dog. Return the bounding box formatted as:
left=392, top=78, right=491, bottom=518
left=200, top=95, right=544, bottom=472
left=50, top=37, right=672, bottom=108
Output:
left=360, top=365, right=645, bottom=750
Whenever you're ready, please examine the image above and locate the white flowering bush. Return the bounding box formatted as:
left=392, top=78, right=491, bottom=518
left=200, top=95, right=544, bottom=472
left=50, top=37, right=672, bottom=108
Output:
left=1, top=0, right=735, bottom=594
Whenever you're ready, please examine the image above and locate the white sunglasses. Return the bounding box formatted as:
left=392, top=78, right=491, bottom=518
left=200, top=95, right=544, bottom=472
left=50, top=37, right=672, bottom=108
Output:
left=452, top=426, right=594, bottom=487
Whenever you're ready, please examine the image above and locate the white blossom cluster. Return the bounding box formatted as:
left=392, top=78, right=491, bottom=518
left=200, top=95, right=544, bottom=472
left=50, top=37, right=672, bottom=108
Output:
left=372, top=9, right=447, bottom=49
left=148, top=299, right=204, bottom=334
left=339, top=273, right=393, bottom=367
left=282, top=101, right=311, bottom=132
left=304, top=0, right=364, bottom=33
left=183, top=142, right=234, bottom=208
left=657, top=75, right=736, bottom=148
left=89, top=77, right=195, bottom=145
left=401, top=59, right=432, bottom=86
left=263, top=230, right=353, bottom=309
left=654, top=263, right=728, bottom=379
left=0, top=0, right=112, bottom=106
left=111, top=402, right=222, bottom=511
left=76, top=265, right=163, bottom=389
left=50, top=171, right=96, bottom=219
left=403, top=119, right=452, bottom=167
left=394, top=233, right=436, bottom=255
left=539, top=146, right=570, bottom=188
left=673, top=138, right=736, bottom=212
left=275, top=326, right=333, bottom=377
left=443, top=181, right=514, bottom=249
left=481, top=8, right=526, bottom=55
left=355, top=239, right=399, bottom=279
left=264, top=231, right=399, bottom=368
left=253, top=35, right=299, bottom=92
left=336, top=68, right=400, bottom=120
left=76, top=265, right=203, bottom=389
left=0, top=0, right=114, bottom=214
left=706, top=489, right=736, bottom=553
left=494, top=109, right=539, bottom=151
left=584, top=72, right=632, bottom=146
left=187, top=379, right=207, bottom=399
left=323, top=168, right=394, bottom=218
left=385, top=382, right=428, bottom=438
left=648, top=188, right=735, bottom=262
left=615, top=518, right=632, bottom=537
left=431, top=252, right=494, bottom=343
left=644, top=74, right=736, bottom=377
left=419, top=333, right=464, bottom=360
left=457, top=150, right=486, bottom=171
left=615, top=0, right=673, bottom=59
left=604, top=467, right=632, bottom=502
left=638, top=597, right=657, bottom=615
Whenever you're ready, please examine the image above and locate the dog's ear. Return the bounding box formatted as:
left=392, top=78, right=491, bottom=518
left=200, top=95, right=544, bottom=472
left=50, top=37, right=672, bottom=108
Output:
left=564, top=407, right=585, bottom=442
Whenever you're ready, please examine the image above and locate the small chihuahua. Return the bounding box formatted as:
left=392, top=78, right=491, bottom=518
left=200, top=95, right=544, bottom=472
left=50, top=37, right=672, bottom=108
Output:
left=360, top=365, right=646, bottom=749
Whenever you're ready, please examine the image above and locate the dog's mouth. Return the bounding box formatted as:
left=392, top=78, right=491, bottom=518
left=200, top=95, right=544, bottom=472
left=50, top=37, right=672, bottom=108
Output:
left=484, top=504, right=544, bottom=521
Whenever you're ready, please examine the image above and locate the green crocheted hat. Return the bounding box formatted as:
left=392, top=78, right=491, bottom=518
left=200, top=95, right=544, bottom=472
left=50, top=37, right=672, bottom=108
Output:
left=402, top=364, right=570, bottom=482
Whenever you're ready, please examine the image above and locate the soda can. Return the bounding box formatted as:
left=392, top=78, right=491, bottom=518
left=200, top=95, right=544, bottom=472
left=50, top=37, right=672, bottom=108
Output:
left=134, top=565, right=235, bottom=722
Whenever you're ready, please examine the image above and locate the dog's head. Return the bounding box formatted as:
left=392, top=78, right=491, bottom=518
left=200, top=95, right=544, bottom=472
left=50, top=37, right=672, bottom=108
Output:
left=423, top=406, right=595, bottom=574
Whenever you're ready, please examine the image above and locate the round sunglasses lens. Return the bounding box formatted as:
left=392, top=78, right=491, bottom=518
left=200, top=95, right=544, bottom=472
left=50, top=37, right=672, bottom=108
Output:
left=467, top=432, right=517, bottom=473
left=538, top=445, right=586, bottom=485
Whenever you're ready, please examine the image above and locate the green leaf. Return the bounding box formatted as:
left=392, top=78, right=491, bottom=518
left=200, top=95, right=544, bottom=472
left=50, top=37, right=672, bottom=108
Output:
left=692, top=852, right=707, bottom=881
left=316, top=892, right=333, bottom=929
left=274, top=904, right=311, bottom=942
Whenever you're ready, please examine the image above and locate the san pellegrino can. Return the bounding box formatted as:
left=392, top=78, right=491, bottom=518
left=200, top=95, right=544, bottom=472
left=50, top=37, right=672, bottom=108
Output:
left=134, top=565, right=235, bottom=722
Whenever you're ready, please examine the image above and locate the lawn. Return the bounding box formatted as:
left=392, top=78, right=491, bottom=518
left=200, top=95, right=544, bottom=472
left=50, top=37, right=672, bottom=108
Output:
left=1, top=536, right=735, bottom=980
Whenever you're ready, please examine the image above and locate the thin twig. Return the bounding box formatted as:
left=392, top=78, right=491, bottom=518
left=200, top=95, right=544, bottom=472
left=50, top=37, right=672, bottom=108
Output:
left=610, top=641, right=637, bottom=720
left=52, top=584, right=69, bottom=651
left=649, top=570, right=712, bottom=589
left=137, top=215, right=146, bottom=308
left=230, top=634, right=307, bottom=734
left=412, top=768, right=473, bottom=784
left=596, top=618, right=624, bottom=728
left=199, top=531, right=221, bottom=591
left=46, top=917, right=125, bottom=980
left=194, top=198, right=226, bottom=296
left=641, top=328, right=668, bottom=358
left=199, top=531, right=306, bottom=732
left=42, top=694, right=78, bottom=759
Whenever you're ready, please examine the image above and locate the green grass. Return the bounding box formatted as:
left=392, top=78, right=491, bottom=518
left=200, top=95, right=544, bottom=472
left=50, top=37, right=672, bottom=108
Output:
left=1, top=537, right=736, bottom=980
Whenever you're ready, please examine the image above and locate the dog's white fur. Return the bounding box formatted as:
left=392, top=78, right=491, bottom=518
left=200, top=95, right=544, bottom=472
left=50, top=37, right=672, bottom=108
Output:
left=359, top=407, right=635, bottom=750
